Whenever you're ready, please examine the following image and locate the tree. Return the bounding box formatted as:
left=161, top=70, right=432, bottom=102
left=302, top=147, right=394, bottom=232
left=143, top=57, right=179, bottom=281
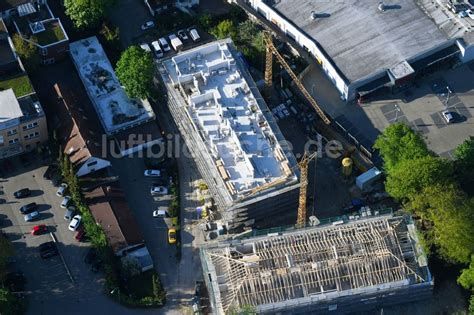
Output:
left=211, top=20, right=237, bottom=40
left=454, top=137, right=474, bottom=194
left=385, top=156, right=454, bottom=201
left=99, top=22, right=120, bottom=44
left=198, top=13, right=213, bottom=30
left=374, top=123, right=429, bottom=172
left=64, top=0, right=115, bottom=29
left=408, top=185, right=474, bottom=264
left=459, top=256, right=474, bottom=291
left=115, top=46, right=154, bottom=99
left=12, top=34, right=39, bottom=72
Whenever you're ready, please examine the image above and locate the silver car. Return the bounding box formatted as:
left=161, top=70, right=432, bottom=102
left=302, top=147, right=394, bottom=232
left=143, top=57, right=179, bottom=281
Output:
left=24, top=211, right=40, bottom=222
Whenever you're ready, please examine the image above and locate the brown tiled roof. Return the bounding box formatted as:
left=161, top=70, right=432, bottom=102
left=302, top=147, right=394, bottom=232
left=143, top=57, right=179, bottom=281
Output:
left=54, top=81, right=104, bottom=166
left=85, top=182, right=144, bottom=252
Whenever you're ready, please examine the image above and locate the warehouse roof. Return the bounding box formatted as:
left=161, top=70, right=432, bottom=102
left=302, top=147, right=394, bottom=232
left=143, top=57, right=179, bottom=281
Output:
left=267, top=0, right=450, bottom=83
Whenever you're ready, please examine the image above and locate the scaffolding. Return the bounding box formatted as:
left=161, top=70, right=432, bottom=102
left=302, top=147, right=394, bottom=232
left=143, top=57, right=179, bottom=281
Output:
left=201, top=215, right=432, bottom=314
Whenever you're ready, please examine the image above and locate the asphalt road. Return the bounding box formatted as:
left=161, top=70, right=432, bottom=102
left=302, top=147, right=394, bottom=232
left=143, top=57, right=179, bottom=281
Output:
left=0, top=156, right=157, bottom=315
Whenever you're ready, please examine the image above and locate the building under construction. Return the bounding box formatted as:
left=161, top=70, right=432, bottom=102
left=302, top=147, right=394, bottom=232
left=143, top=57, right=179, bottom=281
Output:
left=200, top=214, right=433, bottom=314
left=159, top=39, right=300, bottom=229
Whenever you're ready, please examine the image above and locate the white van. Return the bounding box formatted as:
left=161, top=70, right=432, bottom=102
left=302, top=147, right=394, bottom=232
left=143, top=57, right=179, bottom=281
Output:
left=188, top=28, right=200, bottom=42
left=168, top=34, right=183, bottom=51
left=151, top=40, right=163, bottom=58
left=153, top=207, right=169, bottom=218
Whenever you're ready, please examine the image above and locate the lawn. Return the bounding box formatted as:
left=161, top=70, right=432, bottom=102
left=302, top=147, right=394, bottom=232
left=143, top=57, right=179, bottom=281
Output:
left=127, top=270, right=157, bottom=298
left=34, top=22, right=66, bottom=46
left=0, top=74, right=34, bottom=97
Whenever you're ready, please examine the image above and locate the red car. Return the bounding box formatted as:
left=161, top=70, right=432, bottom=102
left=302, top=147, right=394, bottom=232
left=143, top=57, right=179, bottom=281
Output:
left=31, top=225, right=47, bottom=236
left=75, top=228, right=86, bottom=242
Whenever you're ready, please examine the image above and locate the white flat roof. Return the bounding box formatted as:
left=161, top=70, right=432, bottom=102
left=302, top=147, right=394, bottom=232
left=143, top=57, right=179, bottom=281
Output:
left=164, top=41, right=295, bottom=198
left=0, top=89, right=23, bottom=124
left=70, top=37, right=155, bottom=135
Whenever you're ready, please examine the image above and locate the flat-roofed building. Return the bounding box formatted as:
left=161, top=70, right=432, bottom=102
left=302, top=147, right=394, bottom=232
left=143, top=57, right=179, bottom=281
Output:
left=235, top=0, right=474, bottom=101
left=201, top=214, right=433, bottom=314
left=160, top=39, right=300, bottom=229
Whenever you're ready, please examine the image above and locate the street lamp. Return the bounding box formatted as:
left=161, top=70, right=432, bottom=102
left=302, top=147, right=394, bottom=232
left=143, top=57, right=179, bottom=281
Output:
left=445, top=86, right=452, bottom=108
left=394, top=104, right=401, bottom=122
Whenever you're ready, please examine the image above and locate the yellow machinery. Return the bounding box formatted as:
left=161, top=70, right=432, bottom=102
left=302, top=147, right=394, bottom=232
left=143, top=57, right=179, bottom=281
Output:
left=296, top=152, right=317, bottom=228
left=263, top=32, right=331, bottom=125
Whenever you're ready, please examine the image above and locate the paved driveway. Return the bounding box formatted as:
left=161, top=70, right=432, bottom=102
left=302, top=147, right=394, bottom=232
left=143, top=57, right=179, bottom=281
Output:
left=108, top=0, right=152, bottom=47
left=0, top=156, right=159, bottom=315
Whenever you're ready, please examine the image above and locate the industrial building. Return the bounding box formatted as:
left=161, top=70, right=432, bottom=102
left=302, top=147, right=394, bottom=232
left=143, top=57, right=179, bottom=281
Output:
left=235, top=0, right=474, bottom=101
left=201, top=213, right=433, bottom=314
left=160, top=39, right=300, bottom=229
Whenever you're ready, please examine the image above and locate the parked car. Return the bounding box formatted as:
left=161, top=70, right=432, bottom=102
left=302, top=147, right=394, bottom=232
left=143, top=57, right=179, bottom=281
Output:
left=150, top=185, right=168, bottom=195
left=24, top=211, right=40, bottom=222
left=19, top=202, right=37, bottom=214
left=31, top=224, right=48, bottom=236
left=188, top=28, right=200, bottom=42
left=177, top=29, right=189, bottom=41
left=151, top=40, right=164, bottom=58
left=60, top=196, right=72, bottom=208
left=40, top=246, right=58, bottom=259
left=144, top=169, right=161, bottom=177
left=38, top=242, right=58, bottom=259
left=159, top=37, right=171, bottom=52
left=141, top=21, right=155, bottom=30
left=458, top=10, right=468, bottom=18
left=75, top=227, right=86, bottom=242
left=84, top=248, right=97, bottom=264
left=442, top=110, right=454, bottom=123
left=64, top=206, right=76, bottom=221
left=51, top=171, right=63, bottom=186
left=68, top=215, right=82, bottom=231
left=168, top=228, right=177, bottom=244
left=169, top=34, right=183, bottom=51
left=14, top=188, right=30, bottom=199
left=39, top=241, right=55, bottom=252
left=139, top=42, right=151, bottom=53
left=153, top=207, right=169, bottom=218
left=56, top=183, right=68, bottom=197
left=466, top=9, right=474, bottom=19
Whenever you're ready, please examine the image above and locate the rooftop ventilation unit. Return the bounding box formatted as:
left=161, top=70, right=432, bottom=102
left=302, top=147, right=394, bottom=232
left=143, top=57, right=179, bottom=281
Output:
left=29, top=21, right=45, bottom=34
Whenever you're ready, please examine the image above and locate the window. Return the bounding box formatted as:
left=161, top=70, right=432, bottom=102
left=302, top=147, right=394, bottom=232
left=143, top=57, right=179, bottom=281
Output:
left=23, top=122, right=39, bottom=130
left=24, top=132, right=39, bottom=140
left=0, top=135, right=3, bottom=146
left=8, top=138, right=19, bottom=145
left=86, top=160, right=98, bottom=167
left=7, top=129, right=17, bottom=136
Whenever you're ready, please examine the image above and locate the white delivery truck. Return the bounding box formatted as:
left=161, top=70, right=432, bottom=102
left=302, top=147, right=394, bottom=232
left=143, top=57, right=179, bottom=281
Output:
left=168, top=34, right=183, bottom=52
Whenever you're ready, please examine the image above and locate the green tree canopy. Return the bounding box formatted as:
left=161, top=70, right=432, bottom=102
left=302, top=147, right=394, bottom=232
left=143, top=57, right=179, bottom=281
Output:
left=374, top=123, right=429, bottom=172
left=385, top=156, right=454, bottom=201
left=115, top=46, right=154, bottom=100
left=64, top=0, right=115, bottom=29
left=408, top=185, right=474, bottom=264
left=211, top=20, right=237, bottom=40
left=459, top=255, right=474, bottom=291
left=12, top=34, right=39, bottom=72
left=455, top=137, right=474, bottom=193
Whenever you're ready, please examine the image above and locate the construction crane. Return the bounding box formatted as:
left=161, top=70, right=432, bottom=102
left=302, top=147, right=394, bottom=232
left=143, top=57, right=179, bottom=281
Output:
left=263, top=32, right=331, bottom=125
left=296, top=152, right=317, bottom=228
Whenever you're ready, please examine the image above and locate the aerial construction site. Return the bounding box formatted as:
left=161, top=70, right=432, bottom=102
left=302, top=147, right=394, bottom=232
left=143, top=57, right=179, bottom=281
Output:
left=201, top=214, right=433, bottom=314
left=160, top=39, right=300, bottom=230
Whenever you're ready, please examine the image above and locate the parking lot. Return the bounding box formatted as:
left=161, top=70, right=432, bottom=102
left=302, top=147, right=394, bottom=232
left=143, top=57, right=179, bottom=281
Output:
left=0, top=156, right=157, bottom=315
left=302, top=61, right=474, bottom=160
